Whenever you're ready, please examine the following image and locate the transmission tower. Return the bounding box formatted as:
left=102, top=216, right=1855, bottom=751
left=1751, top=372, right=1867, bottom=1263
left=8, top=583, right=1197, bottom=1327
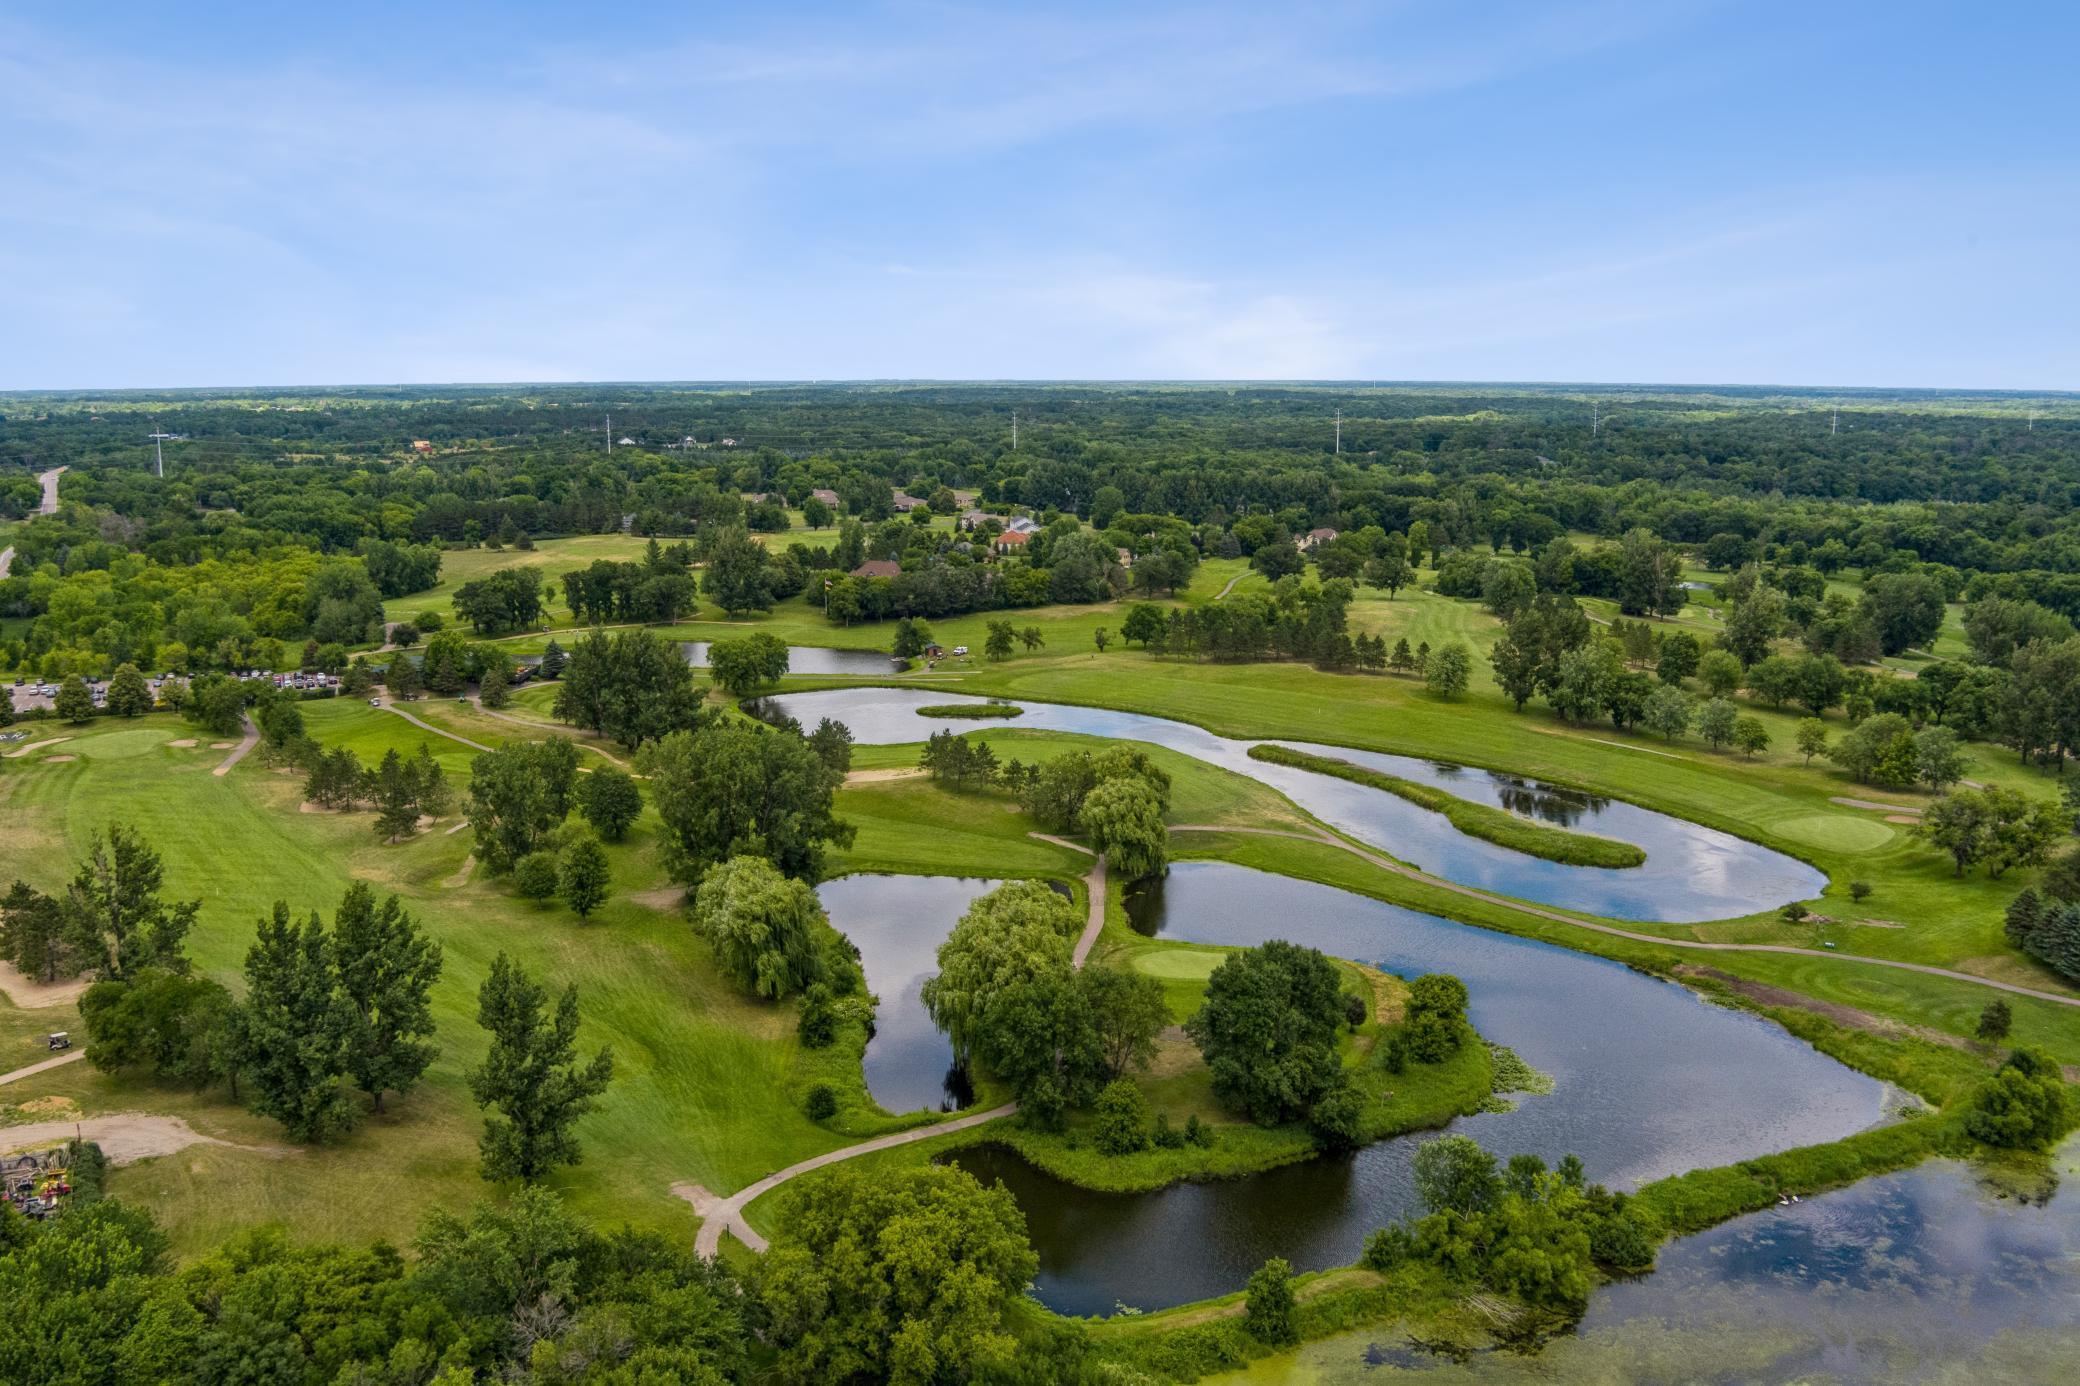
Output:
left=147, top=423, right=175, bottom=478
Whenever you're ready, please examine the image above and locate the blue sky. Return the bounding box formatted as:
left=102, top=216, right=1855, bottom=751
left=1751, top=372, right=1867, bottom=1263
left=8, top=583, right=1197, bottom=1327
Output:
left=2, top=1, right=2074, bottom=389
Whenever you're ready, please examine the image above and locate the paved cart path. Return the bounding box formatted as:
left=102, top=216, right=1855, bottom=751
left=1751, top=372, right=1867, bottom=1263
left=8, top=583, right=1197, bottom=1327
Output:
left=689, top=847, right=1106, bottom=1256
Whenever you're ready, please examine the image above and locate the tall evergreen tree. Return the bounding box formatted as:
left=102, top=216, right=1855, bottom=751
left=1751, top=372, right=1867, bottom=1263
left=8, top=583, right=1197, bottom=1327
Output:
left=469, top=953, right=613, bottom=1182
left=0, top=881, right=79, bottom=984
left=478, top=660, right=511, bottom=709
left=410, top=744, right=453, bottom=818
left=241, top=903, right=357, bottom=1141
left=372, top=748, right=420, bottom=841
left=333, top=883, right=442, bottom=1112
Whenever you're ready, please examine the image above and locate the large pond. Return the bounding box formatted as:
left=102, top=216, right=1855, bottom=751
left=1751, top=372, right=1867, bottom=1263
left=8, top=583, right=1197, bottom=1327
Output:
left=683, top=641, right=895, bottom=676
left=816, top=874, right=1001, bottom=1114
left=953, top=862, right=1891, bottom=1316
left=1215, top=1151, right=2080, bottom=1384
left=765, top=687, right=1825, bottom=922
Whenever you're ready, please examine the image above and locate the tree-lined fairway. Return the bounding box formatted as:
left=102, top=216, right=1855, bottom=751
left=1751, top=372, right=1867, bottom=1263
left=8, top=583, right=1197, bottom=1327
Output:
left=0, top=707, right=1319, bottom=1252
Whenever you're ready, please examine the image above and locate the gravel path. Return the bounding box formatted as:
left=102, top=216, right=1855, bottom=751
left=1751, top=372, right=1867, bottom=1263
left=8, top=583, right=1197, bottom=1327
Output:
left=0, top=1113, right=286, bottom=1164
left=0, top=1051, right=86, bottom=1086
left=212, top=717, right=261, bottom=776
left=379, top=702, right=492, bottom=752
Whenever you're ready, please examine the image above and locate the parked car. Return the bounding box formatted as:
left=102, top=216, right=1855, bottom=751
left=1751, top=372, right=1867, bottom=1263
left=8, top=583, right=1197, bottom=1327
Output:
left=369, top=698, right=382, bottom=707
left=952, top=645, right=969, bottom=656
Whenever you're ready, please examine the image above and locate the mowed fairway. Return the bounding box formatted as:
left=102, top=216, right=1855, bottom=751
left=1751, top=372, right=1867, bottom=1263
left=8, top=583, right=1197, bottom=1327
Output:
left=0, top=712, right=989, bottom=1253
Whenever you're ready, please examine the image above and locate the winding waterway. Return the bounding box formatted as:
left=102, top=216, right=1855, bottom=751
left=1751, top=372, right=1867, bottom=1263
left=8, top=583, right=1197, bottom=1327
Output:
left=955, top=861, right=1891, bottom=1315
left=768, top=686, right=1825, bottom=922
left=816, top=873, right=1000, bottom=1114
left=772, top=680, right=2047, bottom=1367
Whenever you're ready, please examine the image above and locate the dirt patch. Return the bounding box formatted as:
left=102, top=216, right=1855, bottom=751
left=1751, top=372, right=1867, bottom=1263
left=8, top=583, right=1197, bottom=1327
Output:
left=1832, top=795, right=1922, bottom=815
left=41, top=755, right=75, bottom=763
left=1851, top=918, right=1906, bottom=929
left=670, top=1181, right=723, bottom=1216
left=0, top=961, right=91, bottom=1009
left=0, top=1113, right=288, bottom=1165
left=8, top=1095, right=78, bottom=1119
left=442, top=856, right=478, bottom=890
left=844, top=767, right=927, bottom=785
left=298, top=801, right=337, bottom=814
left=167, top=738, right=198, bottom=748
left=1885, top=814, right=1919, bottom=825
left=1142, top=1026, right=1205, bottom=1081
left=630, top=886, right=687, bottom=912
left=445, top=820, right=470, bottom=835
left=1675, top=964, right=1975, bottom=1057
left=209, top=741, right=236, bottom=750
left=3, top=737, right=71, bottom=759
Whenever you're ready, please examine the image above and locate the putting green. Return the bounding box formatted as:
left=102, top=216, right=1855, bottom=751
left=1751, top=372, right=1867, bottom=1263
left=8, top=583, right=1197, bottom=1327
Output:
left=1132, top=949, right=1225, bottom=981
left=1771, top=812, right=1895, bottom=853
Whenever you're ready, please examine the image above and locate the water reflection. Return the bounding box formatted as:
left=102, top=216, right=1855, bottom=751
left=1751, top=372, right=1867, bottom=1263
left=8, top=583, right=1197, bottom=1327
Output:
left=950, top=862, right=1886, bottom=1316
left=682, top=641, right=894, bottom=676
left=1224, top=1151, right=2080, bottom=1385
left=815, top=874, right=1001, bottom=1114
left=769, top=687, right=1824, bottom=921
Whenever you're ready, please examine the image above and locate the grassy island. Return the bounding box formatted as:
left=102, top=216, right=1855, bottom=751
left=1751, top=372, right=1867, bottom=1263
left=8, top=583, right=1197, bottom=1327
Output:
left=1248, top=744, right=1647, bottom=869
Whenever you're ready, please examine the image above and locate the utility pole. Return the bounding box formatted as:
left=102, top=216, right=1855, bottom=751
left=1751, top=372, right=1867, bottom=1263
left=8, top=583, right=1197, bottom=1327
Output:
left=147, top=423, right=173, bottom=478
left=605, top=413, right=612, bottom=455
left=1591, top=398, right=1600, bottom=439
left=1335, top=409, right=1342, bottom=455
left=1011, top=409, right=1018, bottom=450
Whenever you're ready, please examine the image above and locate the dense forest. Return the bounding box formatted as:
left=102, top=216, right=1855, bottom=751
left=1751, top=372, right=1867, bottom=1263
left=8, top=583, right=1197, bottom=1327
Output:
left=3, top=382, right=2078, bottom=679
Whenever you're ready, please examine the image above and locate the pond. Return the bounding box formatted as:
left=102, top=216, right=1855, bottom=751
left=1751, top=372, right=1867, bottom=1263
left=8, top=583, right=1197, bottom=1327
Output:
left=765, top=687, right=1825, bottom=922
left=816, top=874, right=1002, bottom=1114
left=952, top=862, right=1891, bottom=1316
left=682, top=641, right=895, bottom=677
left=1214, top=1150, right=2080, bottom=1384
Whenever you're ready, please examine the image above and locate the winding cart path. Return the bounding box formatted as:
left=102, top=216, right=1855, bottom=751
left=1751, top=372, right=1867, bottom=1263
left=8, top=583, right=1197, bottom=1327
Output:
left=689, top=845, right=1107, bottom=1256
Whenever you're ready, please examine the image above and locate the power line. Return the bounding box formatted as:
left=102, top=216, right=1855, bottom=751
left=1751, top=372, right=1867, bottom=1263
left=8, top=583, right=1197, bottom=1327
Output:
left=146, top=422, right=175, bottom=477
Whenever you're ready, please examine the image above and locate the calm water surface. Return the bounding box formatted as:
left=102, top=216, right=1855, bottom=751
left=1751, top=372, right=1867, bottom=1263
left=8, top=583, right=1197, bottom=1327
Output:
left=955, top=862, right=1889, bottom=1316
left=1221, top=1150, right=2080, bottom=1384
left=816, top=874, right=1001, bottom=1114
left=683, top=641, right=895, bottom=676
left=767, top=687, right=1824, bottom=922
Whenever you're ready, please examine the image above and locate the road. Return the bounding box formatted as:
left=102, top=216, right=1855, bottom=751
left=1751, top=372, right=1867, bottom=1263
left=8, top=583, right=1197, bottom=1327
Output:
left=0, top=469, right=70, bottom=579
left=690, top=844, right=1107, bottom=1257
